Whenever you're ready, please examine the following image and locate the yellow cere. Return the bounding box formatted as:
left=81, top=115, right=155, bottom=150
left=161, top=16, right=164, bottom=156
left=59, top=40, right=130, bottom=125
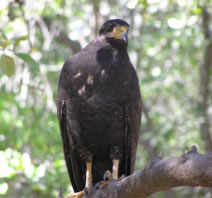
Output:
left=111, top=26, right=128, bottom=39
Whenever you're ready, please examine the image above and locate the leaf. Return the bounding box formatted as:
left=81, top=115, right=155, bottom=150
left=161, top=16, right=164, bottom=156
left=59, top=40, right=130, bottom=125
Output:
left=15, top=53, right=39, bottom=67
left=14, top=35, right=28, bottom=49
left=0, top=40, right=11, bottom=49
left=0, top=55, right=15, bottom=77
left=191, top=7, right=202, bottom=15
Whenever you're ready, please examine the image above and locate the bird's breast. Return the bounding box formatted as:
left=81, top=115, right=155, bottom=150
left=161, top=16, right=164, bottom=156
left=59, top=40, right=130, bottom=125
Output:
left=78, top=94, right=126, bottom=158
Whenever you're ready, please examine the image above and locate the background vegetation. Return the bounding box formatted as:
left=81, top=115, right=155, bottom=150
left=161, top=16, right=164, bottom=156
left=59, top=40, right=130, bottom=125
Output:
left=0, top=0, right=211, bottom=197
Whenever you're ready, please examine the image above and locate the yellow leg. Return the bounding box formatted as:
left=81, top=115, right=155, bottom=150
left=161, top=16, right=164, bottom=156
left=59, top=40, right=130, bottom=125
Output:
left=69, top=191, right=84, bottom=198
left=68, top=162, right=93, bottom=198
left=112, top=159, right=119, bottom=180
left=85, top=162, right=92, bottom=188
left=99, top=159, right=120, bottom=189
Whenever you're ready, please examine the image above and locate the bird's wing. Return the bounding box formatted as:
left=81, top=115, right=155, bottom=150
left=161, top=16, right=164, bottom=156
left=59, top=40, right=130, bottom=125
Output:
left=125, top=70, right=142, bottom=174
left=57, top=100, right=85, bottom=192
left=57, top=59, right=87, bottom=192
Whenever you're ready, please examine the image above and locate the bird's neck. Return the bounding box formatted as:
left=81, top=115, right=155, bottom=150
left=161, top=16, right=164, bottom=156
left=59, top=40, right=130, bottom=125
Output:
left=97, top=35, right=128, bottom=51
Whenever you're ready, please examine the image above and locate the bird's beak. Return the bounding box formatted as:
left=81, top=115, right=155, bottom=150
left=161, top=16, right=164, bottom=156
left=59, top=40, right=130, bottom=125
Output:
left=121, top=32, right=128, bottom=45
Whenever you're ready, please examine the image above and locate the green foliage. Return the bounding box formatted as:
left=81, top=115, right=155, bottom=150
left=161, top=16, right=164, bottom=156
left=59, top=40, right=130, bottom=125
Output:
left=0, top=0, right=211, bottom=198
left=0, top=40, right=12, bottom=49
left=13, top=35, right=28, bottom=49
left=0, top=54, right=15, bottom=77
left=15, top=53, right=39, bottom=67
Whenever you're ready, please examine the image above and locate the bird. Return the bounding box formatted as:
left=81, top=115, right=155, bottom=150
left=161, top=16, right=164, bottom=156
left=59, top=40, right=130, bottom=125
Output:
left=57, top=19, right=142, bottom=198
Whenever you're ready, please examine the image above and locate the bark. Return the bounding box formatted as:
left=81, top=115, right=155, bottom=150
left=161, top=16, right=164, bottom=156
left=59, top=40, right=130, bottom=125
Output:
left=59, top=146, right=212, bottom=198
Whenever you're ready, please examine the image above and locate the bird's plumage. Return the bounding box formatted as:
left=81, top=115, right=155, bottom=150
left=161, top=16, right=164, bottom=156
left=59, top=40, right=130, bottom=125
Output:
left=57, top=19, right=142, bottom=192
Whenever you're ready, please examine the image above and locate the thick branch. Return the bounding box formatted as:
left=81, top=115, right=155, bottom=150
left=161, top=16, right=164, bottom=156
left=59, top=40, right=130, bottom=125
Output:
left=85, top=146, right=212, bottom=198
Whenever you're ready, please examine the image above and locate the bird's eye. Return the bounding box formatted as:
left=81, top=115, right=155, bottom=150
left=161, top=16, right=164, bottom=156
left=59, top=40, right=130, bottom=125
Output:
left=107, top=25, right=114, bottom=32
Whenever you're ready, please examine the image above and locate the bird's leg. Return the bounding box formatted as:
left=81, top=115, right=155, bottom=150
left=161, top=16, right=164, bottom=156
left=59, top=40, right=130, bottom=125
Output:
left=68, top=191, right=84, bottom=198
left=68, top=162, right=93, bottom=198
left=112, top=159, right=125, bottom=181
left=85, top=161, right=93, bottom=190
left=112, top=159, right=119, bottom=180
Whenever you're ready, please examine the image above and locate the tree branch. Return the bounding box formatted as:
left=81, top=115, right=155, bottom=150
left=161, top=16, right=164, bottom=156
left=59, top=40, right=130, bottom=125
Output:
left=75, top=146, right=212, bottom=198
left=54, top=31, right=81, bottom=54
left=37, top=17, right=81, bottom=54
left=92, top=0, right=100, bottom=36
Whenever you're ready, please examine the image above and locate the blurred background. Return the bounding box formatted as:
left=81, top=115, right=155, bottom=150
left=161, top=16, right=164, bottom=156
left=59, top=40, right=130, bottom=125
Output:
left=0, top=0, right=212, bottom=197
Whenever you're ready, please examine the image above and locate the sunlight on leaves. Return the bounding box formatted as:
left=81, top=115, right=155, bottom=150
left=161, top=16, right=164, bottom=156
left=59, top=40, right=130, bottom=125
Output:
left=14, top=35, right=29, bottom=49
left=0, top=40, right=11, bottom=49
left=0, top=54, right=15, bottom=77
left=15, top=53, right=39, bottom=67
left=0, top=183, right=8, bottom=195
left=22, top=153, right=35, bottom=178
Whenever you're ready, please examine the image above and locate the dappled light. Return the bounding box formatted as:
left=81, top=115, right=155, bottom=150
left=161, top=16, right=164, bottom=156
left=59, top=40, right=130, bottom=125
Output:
left=0, top=0, right=212, bottom=197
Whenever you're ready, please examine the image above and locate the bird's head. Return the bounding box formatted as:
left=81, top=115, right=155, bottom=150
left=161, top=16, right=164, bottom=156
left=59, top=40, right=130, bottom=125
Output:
left=99, top=19, right=129, bottom=48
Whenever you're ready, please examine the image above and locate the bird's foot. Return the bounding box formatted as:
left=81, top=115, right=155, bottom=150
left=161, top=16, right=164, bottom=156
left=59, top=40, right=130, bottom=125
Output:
left=97, top=180, right=110, bottom=189
left=119, top=174, right=126, bottom=181
left=67, top=191, right=84, bottom=198
left=103, top=170, right=113, bottom=181
left=95, top=170, right=113, bottom=189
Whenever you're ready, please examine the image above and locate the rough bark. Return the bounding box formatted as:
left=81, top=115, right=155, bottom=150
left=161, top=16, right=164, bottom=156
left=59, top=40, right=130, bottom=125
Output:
left=58, top=146, right=212, bottom=198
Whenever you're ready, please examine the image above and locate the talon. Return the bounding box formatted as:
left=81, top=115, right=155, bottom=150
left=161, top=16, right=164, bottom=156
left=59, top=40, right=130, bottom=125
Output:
left=119, top=174, right=126, bottom=181
left=68, top=191, right=84, bottom=198
left=99, top=180, right=110, bottom=189
left=103, top=170, right=112, bottom=181
left=96, top=170, right=112, bottom=189
left=96, top=159, right=121, bottom=190
left=94, top=182, right=101, bottom=190
left=83, top=187, right=90, bottom=196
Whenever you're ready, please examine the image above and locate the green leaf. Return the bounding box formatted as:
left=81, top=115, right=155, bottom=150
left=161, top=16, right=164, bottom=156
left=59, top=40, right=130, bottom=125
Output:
left=14, top=35, right=28, bottom=49
left=0, top=40, right=11, bottom=49
left=15, top=53, right=39, bottom=67
left=191, top=7, right=202, bottom=15
left=0, top=55, right=15, bottom=77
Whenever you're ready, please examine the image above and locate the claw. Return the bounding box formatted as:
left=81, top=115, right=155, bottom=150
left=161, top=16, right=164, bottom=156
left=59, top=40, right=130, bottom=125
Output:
left=94, top=182, right=101, bottom=190
left=98, top=180, right=110, bottom=189
left=119, top=174, right=126, bottom=181
left=83, top=187, right=89, bottom=196
left=67, top=191, right=84, bottom=198
left=96, top=170, right=112, bottom=189
left=103, top=170, right=112, bottom=181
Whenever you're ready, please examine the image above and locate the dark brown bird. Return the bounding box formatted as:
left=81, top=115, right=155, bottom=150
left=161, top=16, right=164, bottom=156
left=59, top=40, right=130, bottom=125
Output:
left=57, top=19, right=142, bottom=197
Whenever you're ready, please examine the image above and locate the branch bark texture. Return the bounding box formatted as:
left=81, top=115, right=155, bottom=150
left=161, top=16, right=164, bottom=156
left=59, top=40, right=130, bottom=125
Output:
left=83, top=147, right=212, bottom=198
